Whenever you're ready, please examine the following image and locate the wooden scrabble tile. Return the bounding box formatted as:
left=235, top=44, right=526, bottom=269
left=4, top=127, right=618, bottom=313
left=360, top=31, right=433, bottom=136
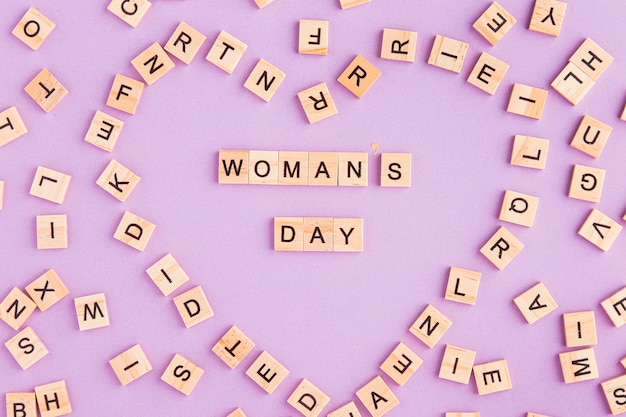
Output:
left=113, top=211, right=156, bottom=251
left=428, top=35, right=469, bottom=73
left=551, top=62, right=594, bottom=105
left=131, top=42, right=175, bottom=85
left=621, top=103, right=626, bottom=121
left=274, top=217, right=304, bottom=251
left=380, top=28, right=418, bottom=62
left=96, top=159, right=140, bottom=202
left=526, top=414, right=552, bottom=417
left=479, top=226, right=524, bottom=270
left=206, top=31, right=248, bottom=74
left=5, top=326, right=49, bottom=370
left=513, top=282, right=558, bottom=324
left=568, top=164, right=605, bottom=203
left=506, top=83, right=548, bottom=120
left=299, top=20, right=329, bottom=55
left=34, top=380, right=71, bottom=417
left=161, top=353, right=204, bottom=395
left=0, top=288, right=36, bottom=331
left=333, top=218, right=364, bottom=252
left=74, top=293, right=109, bottom=331
left=287, top=379, right=331, bottom=417
left=109, top=344, right=152, bottom=385
left=340, top=0, right=371, bottom=9
left=472, top=2, right=517, bottom=46
left=355, top=376, right=399, bottom=417
left=473, top=359, right=512, bottom=395
left=297, top=83, right=338, bottom=124
left=409, top=304, right=452, bottom=348
left=249, top=150, right=279, bottom=185
left=29, top=166, right=71, bottom=204
left=219, top=150, right=249, bottom=184
left=84, top=110, right=124, bottom=152
left=24, top=69, right=68, bottom=113
left=511, top=135, right=549, bottom=169
left=563, top=311, right=597, bottom=347
left=559, top=347, right=599, bottom=383
left=36, top=215, right=68, bottom=250
left=439, top=344, right=477, bottom=384
left=499, top=190, right=539, bottom=228
left=212, top=325, right=256, bottom=369
left=278, top=152, right=308, bottom=185
left=164, top=22, right=207, bottom=65
left=338, top=153, right=368, bottom=186
left=601, top=374, right=626, bottom=415
left=569, top=38, right=613, bottom=81
left=0, top=107, right=28, bottom=147
left=12, top=7, right=56, bottom=50
left=380, top=342, right=423, bottom=386
left=337, top=55, right=381, bottom=98
left=304, top=218, right=333, bottom=251
left=173, top=285, right=214, bottom=328
left=601, top=287, right=626, bottom=328
left=243, top=59, right=286, bottom=102
left=467, top=52, right=509, bottom=95
left=106, top=74, right=144, bottom=115
left=254, top=0, right=275, bottom=8
left=445, top=267, right=481, bottom=305
left=226, top=408, right=247, bottom=417
left=570, top=115, right=613, bottom=158
left=107, top=0, right=151, bottom=28
left=381, top=153, right=411, bottom=187
left=146, top=253, right=190, bottom=296
left=620, top=355, right=626, bottom=369
left=245, top=350, right=289, bottom=394
left=445, top=413, right=480, bottom=417
left=6, top=392, right=37, bottom=417
left=25, top=269, right=69, bottom=311
left=578, top=209, right=622, bottom=251
left=308, top=152, right=338, bottom=186
left=529, top=0, right=567, bottom=36
left=327, top=402, right=362, bottom=417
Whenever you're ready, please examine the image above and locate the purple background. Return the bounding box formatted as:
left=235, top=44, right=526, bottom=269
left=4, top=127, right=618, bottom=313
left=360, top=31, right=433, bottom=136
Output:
left=2, top=0, right=626, bottom=416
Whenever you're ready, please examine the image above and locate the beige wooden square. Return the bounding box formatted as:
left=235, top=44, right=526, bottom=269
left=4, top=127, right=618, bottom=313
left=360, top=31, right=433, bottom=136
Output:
left=570, top=115, right=613, bottom=158
left=146, top=253, right=190, bottom=296
left=526, top=413, right=552, bottom=417
left=161, top=353, right=204, bottom=395
left=569, top=164, right=605, bottom=203
left=620, top=355, right=626, bottom=369
left=559, top=347, right=599, bottom=383
left=165, top=22, right=206, bottom=65
left=24, top=69, right=68, bottom=113
left=428, top=35, right=469, bottom=73
left=601, top=374, right=626, bottom=415
left=254, top=0, right=275, bottom=8
left=529, top=0, right=567, bottom=36
left=6, top=392, right=37, bottom=417
left=578, top=208, right=622, bottom=251
left=472, top=2, right=517, bottom=46
left=226, top=408, right=247, bottom=417
left=621, top=103, right=626, bottom=121
left=25, top=269, right=69, bottom=311
left=551, top=62, right=594, bottom=105
left=12, top=7, right=56, bottom=50
left=287, top=379, right=331, bottom=417
left=131, top=42, right=175, bottom=85
left=473, top=359, right=512, bottom=395
left=333, top=218, right=363, bottom=252
left=381, top=28, right=417, bottom=62
left=5, top=326, right=48, bottom=370
left=96, top=159, right=140, bottom=202
left=297, top=83, right=338, bottom=124
left=173, top=285, right=214, bottom=328
left=0, top=288, right=36, bottom=330
left=299, top=20, right=329, bottom=55
left=563, top=311, right=597, bottom=347
left=327, top=402, right=362, bottom=417
left=601, top=287, right=626, bottom=328
left=113, top=211, right=156, bottom=252
left=467, top=52, right=509, bottom=95
left=106, top=74, right=144, bottom=115
left=480, top=226, right=524, bottom=270
left=219, top=150, right=249, bottom=184
left=507, top=83, right=548, bottom=120
left=34, top=380, right=71, bottom=417
left=249, top=150, right=279, bottom=185
left=245, top=350, right=289, bottom=394
left=206, top=31, right=248, bottom=74
left=0, top=107, right=28, bottom=148
left=212, top=325, right=256, bottom=369
left=29, top=166, right=71, bottom=204
left=74, top=293, right=109, bottom=331
left=409, top=304, right=452, bottom=348
left=499, top=190, right=539, bottom=227
left=569, top=38, right=613, bottom=81
left=355, top=376, right=399, bottom=417
left=381, top=153, right=411, bottom=187
left=36, top=215, right=68, bottom=250
left=446, top=413, right=480, bottom=417
left=513, top=282, right=558, bottom=324
left=439, top=344, right=476, bottom=384
left=380, top=342, right=423, bottom=386
left=107, top=0, right=151, bottom=28
left=338, top=153, right=368, bottom=186
left=340, top=0, right=370, bottom=9
left=337, top=54, right=382, bottom=98
left=243, top=59, right=285, bottom=102
left=278, top=152, right=308, bottom=185
left=84, top=110, right=124, bottom=152
left=511, top=135, right=549, bottom=170
left=309, top=152, right=338, bottom=186
left=304, top=218, right=333, bottom=251
left=445, top=267, right=481, bottom=305
left=109, top=344, right=152, bottom=386
left=274, top=217, right=304, bottom=251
